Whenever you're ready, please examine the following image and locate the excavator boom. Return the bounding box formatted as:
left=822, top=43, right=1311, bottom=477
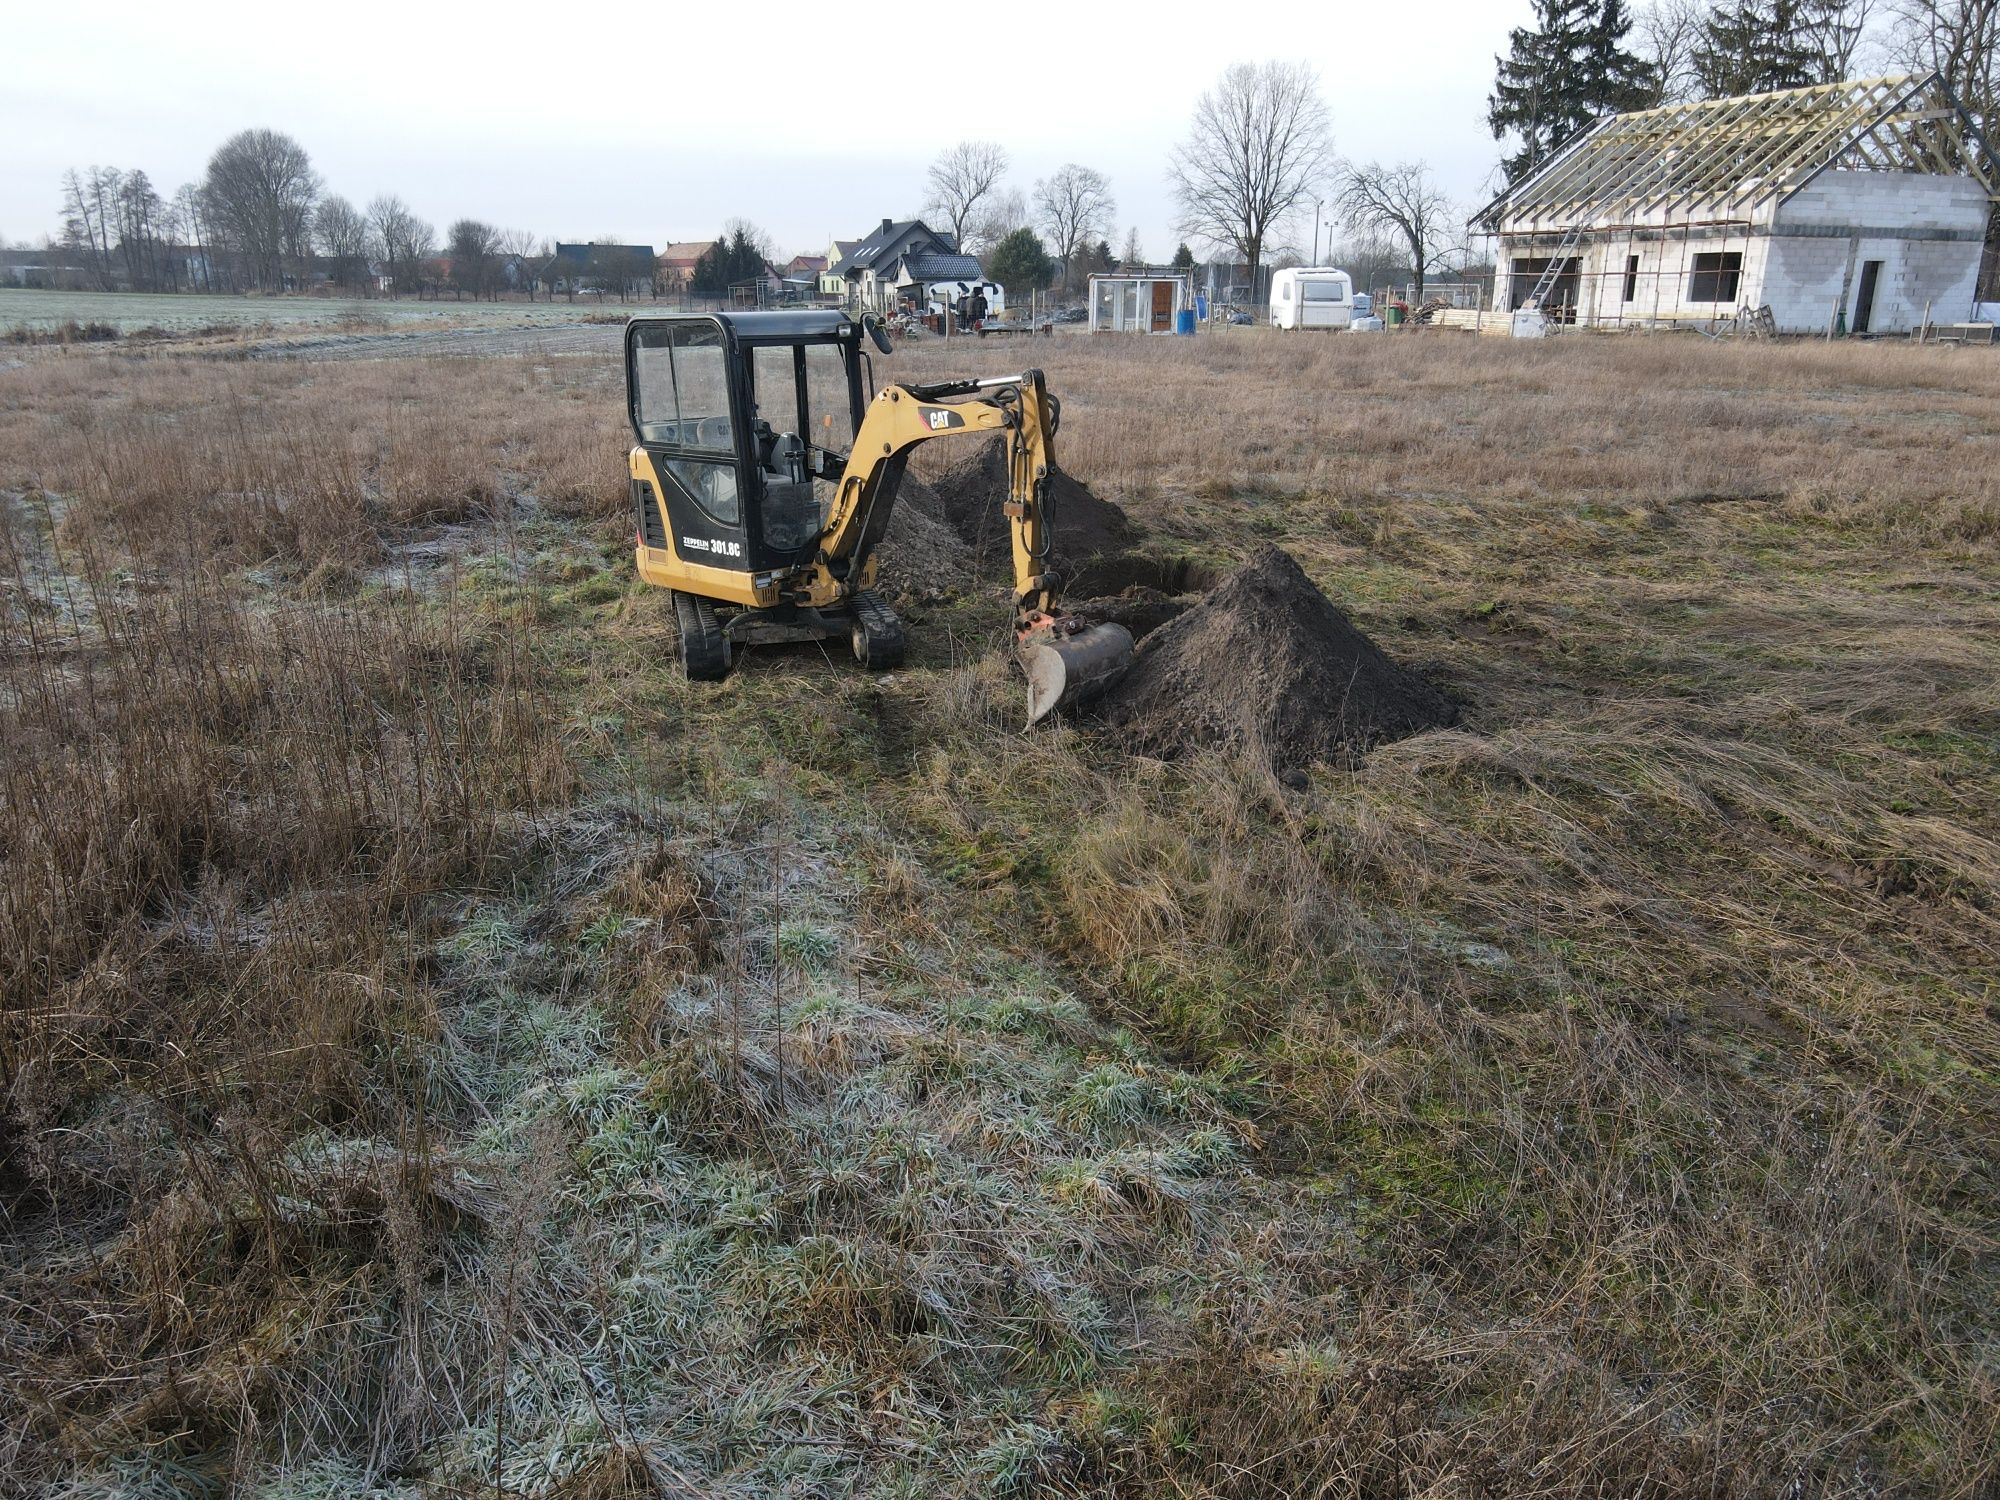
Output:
left=821, top=367, right=1133, bottom=723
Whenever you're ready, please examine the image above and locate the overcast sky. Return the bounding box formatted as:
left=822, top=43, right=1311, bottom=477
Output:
left=5, top=1, right=1533, bottom=261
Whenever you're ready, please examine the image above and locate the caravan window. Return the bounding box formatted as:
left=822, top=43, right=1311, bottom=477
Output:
left=1280, top=282, right=1293, bottom=302
left=1302, top=280, right=1346, bottom=303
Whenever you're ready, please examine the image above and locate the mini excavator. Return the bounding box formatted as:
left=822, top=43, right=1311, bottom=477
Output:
left=623, top=310, right=1133, bottom=724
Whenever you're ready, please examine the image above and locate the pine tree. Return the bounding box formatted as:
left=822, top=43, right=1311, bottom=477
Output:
left=1692, top=0, right=1822, bottom=98
left=1490, top=0, right=1658, bottom=184
left=1582, top=0, right=1658, bottom=116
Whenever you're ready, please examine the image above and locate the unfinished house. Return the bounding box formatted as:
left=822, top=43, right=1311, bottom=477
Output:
left=1473, top=74, right=1998, bottom=334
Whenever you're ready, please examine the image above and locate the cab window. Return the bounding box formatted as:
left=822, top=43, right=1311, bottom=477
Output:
left=633, top=322, right=735, bottom=453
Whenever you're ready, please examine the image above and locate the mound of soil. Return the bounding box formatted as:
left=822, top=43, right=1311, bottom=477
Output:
left=877, top=473, right=976, bottom=600
left=920, top=439, right=1135, bottom=577
left=1095, top=545, right=1456, bottom=770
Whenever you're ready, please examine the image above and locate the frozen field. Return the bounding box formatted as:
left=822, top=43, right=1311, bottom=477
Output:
left=0, top=287, right=653, bottom=334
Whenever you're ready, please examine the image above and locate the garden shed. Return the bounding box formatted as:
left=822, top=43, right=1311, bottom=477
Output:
left=1087, top=272, right=1192, bottom=333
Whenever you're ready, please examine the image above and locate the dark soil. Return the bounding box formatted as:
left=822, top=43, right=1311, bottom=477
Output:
left=878, top=473, right=976, bottom=602
left=1095, top=545, right=1457, bottom=770
left=1061, top=586, right=1194, bottom=643
left=919, top=439, right=1135, bottom=580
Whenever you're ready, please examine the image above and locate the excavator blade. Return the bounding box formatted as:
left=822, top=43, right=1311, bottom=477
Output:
left=1019, top=619, right=1136, bottom=727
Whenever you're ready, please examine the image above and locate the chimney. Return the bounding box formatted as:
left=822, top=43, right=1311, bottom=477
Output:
left=880, top=218, right=894, bottom=236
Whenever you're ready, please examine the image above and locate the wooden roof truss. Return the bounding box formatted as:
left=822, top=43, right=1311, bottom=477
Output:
left=1476, top=74, right=2000, bottom=233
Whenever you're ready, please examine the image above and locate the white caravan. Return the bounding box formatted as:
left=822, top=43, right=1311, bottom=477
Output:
left=923, top=279, right=1006, bottom=318
left=1269, top=267, right=1355, bottom=329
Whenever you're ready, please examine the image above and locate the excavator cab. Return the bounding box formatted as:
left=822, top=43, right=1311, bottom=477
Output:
left=626, top=311, right=866, bottom=579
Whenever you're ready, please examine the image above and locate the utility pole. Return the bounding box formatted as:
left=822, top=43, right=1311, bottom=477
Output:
left=1311, top=197, right=1323, bottom=267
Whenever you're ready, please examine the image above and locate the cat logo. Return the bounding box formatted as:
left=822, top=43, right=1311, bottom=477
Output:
left=922, top=407, right=964, bottom=431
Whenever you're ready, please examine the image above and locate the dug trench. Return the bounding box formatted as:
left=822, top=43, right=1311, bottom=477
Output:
left=901, top=439, right=1457, bottom=770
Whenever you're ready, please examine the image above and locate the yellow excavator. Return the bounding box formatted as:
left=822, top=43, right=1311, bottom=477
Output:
left=623, top=310, right=1133, bottom=724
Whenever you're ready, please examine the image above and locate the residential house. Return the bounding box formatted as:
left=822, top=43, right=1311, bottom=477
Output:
left=820, top=239, right=863, bottom=298
left=657, top=240, right=715, bottom=296
left=829, top=219, right=968, bottom=313
left=1472, top=73, right=1998, bottom=333
left=547, top=242, right=658, bottom=299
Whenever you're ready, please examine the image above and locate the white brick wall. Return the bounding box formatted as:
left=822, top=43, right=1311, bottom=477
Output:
left=1497, top=171, right=1988, bottom=333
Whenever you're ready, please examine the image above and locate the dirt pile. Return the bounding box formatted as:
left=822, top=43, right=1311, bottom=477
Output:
left=919, top=439, right=1135, bottom=578
left=877, top=473, right=975, bottom=599
left=1095, top=545, right=1456, bottom=770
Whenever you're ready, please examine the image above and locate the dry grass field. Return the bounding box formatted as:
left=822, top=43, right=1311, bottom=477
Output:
left=1, top=327, right=1995, bottom=1498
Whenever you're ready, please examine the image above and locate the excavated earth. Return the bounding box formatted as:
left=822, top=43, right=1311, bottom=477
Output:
left=915, top=439, right=1136, bottom=583
left=894, top=442, right=1455, bottom=769
left=1094, top=545, right=1458, bottom=771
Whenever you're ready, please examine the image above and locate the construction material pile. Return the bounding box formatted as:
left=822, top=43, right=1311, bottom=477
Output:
left=1094, top=545, right=1456, bottom=770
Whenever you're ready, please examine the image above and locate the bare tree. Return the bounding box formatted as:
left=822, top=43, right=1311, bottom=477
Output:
left=314, top=195, right=372, bottom=292
left=925, top=141, right=1009, bottom=251
left=963, top=188, right=1028, bottom=259
left=447, top=219, right=500, bottom=300
left=1893, top=0, right=1998, bottom=141
left=1333, top=160, right=1457, bottom=301
left=203, top=129, right=320, bottom=291
left=1168, top=61, right=1334, bottom=297
left=173, top=183, right=214, bottom=290
left=493, top=227, right=540, bottom=297
left=367, top=194, right=432, bottom=298
left=1634, top=0, right=1708, bottom=103
left=114, top=171, right=167, bottom=291
left=1033, top=164, right=1116, bottom=290
left=1121, top=227, right=1144, bottom=268
left=60, top=168, right=118, bottom=289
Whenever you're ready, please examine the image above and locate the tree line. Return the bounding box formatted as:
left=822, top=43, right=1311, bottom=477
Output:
left=914, top=143, right=1193, bottom=297
left=44, top=129, right=653, bottom=300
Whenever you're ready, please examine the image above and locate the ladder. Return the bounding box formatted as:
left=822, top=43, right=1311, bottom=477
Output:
left=1522, top=225, right=1585, bottom=312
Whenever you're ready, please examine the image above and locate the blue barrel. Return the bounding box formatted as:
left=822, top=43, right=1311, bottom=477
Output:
left=1174, top=308, right=1196, bottom=335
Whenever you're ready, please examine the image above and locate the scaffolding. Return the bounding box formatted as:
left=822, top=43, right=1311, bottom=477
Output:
left=1471, top=73, right=2000, bottom=332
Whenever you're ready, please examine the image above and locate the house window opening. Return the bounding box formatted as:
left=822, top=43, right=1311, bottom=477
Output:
left=1689, top=251, right=1742, bottom=303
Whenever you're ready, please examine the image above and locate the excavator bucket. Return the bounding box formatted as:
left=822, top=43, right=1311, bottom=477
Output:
left=1019, top=617, right=1136, bottom=727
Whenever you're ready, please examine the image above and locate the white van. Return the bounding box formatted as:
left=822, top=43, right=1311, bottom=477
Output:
left=1269, top=267, right=1354, bottom=330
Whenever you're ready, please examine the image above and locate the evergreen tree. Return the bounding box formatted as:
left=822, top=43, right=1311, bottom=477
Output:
left=689, top=238, right=730, bottom=298
left=1171, top=242, right=1196, bottom=271
left=688, top=229, right=768, bottom=300
left=1490, top=0, right=1658, bottom=184
left=1692, top=0, right=1822, bottom=98
left=988, top=227, right=1055, bottom=293
left=1582, top=1, right=1658, bottom=116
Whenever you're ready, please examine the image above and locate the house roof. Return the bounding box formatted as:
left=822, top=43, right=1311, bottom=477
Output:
left=833, top=219, right=952, bottom=277
left=1475, top=72, right=2000, bottom=233
left=900, top=252, right=984, bottom=282
left=554, top=242, right=657, bottom=263
left=787, top=253, right=828, bottom=273
left=658, top=240, right=716, bottom=266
